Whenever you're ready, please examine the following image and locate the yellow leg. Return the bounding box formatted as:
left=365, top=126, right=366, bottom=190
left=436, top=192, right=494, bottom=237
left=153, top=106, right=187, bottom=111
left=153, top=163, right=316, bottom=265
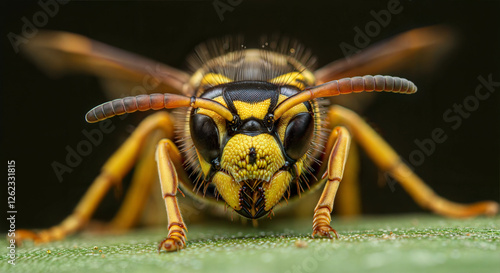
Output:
left=327, top=105, right=499, bottom=217
left=334, top=141, right=362, bottom=216
left=156, top=139, right=188, bottom=252
left=16, top=112, right=175, bottom=244
left=312, top=126, right=351, bottom=238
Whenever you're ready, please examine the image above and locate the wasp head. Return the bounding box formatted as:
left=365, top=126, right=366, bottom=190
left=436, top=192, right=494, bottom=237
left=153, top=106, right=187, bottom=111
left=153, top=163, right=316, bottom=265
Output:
left=189, top=81, right=319, bottom=219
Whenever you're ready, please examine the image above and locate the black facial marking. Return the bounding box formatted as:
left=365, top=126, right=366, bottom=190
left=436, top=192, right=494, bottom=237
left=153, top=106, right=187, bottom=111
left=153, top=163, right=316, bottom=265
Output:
left=236, top=186, right=268, bottom=219
left=222, top=81, right=280, bottom=114
left=241, top=119, right=261, bottom=132
left=249, top=147, right=257, bottom=165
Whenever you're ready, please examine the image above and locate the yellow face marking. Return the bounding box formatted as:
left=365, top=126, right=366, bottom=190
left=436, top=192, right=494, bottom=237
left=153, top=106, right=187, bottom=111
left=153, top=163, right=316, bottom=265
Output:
left=196, top=149, right=212, bottom=177
left=221, top=134, right=284, bottom=183
left=263, top=170, right=293, bottom=211
left=233, top=99, right=271, bottom=120
left=212, top=171, right=241, bottom=210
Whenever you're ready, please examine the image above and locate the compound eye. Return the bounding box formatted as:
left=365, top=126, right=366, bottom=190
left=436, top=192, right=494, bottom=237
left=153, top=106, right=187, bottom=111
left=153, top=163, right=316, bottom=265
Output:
left=190, top=113, right=220, bottom=162
left=284, top=112, right=314, bottom=160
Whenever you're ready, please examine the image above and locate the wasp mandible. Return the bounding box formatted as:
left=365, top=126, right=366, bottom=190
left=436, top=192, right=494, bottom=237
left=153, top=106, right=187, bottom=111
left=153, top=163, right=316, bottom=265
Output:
left=17, top=26, right=499, bottom=252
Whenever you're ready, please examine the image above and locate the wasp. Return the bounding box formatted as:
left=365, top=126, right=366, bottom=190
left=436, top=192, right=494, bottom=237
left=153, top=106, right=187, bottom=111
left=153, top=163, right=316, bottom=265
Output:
left=17, top=26, right=499, bottom=252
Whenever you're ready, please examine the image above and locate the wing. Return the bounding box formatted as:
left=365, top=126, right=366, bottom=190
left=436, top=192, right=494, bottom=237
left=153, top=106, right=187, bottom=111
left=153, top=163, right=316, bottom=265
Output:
left=22, top=31, right=193, bottom=98
left=314, top=25, right=456, bottom=111
left=315, top=25, right=456, bottom=83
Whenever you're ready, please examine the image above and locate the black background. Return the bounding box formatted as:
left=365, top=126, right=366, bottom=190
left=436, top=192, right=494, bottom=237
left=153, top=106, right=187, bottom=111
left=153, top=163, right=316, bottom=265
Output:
left=1, top=0, right=499, bottom=230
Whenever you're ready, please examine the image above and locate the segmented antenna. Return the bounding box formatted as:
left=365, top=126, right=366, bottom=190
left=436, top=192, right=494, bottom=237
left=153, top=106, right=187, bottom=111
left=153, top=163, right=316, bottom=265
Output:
left=273, top=75, right=417, bottom=119
left=85, top=93, right=234, bottom=123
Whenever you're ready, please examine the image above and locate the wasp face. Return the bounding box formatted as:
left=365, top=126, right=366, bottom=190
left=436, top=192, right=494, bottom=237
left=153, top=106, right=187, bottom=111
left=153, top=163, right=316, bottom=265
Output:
left=189, top=81, right=318, bottom=219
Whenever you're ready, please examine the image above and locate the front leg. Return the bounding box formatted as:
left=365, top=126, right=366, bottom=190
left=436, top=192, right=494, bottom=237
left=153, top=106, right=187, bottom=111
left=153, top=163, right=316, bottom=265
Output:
left=312, top=126, right=351, bottom=239
left=156, top=139, right=188, bottom=252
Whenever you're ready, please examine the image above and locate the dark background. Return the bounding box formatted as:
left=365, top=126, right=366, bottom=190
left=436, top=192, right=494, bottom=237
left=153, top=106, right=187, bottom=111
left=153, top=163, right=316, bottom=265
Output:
left=1, top=0, right=499, bottom=230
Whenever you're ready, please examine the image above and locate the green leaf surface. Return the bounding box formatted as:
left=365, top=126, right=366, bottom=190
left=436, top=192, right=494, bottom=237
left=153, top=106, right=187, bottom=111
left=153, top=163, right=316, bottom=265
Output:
left=3, top=214, right=499, bottom=273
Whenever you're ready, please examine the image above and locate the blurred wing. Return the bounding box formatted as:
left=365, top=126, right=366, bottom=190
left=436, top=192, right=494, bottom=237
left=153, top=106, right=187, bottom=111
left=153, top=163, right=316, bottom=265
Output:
left=22, top=31, right=192, bottom=98
left=315, top=25, right=456, bottom=83
left=315, top=25, right=456, bottom=111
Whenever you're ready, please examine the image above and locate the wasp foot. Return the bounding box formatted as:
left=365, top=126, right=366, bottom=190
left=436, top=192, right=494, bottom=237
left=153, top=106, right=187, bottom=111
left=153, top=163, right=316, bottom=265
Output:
left=312, top=225, right=339, bottom=239
left=15, top=229, right=41, bottom=246
left=311, top=206, right=339, bottom=239
left=158, top=224, right=187, bottom=253
left=15, top=227, right=67, bottom=245
left=158, top=236, right=185, bottom=252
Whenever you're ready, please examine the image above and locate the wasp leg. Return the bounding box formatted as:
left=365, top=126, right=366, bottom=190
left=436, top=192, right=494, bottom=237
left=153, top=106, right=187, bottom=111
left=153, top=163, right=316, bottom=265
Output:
left=156, top=139, right=188, bottom=252
left=312, top=126, right=351, bottom=239
left=328, top=105, right=499, bottom=217
left=16, top=112, right=175, bottom=245
left=334, top=141, right=362, bottom=216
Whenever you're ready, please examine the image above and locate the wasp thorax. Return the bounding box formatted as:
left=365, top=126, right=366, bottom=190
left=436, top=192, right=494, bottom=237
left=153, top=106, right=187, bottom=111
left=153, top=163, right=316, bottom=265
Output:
left=221, top=134, right=284, bottom=184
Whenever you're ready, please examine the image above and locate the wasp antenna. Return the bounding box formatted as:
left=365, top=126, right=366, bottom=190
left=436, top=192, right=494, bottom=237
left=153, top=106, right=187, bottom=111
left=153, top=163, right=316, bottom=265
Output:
left=85, top=93, right=234, bottom=123
left=273, top=75, right=417, bottom=120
